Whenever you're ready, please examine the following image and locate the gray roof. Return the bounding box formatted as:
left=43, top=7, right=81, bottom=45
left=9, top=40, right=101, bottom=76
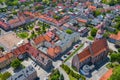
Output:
left=7, top=65, right=36, bottom=80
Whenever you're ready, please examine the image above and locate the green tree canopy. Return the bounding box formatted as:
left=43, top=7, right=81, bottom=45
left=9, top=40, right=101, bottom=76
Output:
left=66, top=29, right=73, bottom=34
left=11, top=59, right=22, bottom=69
left=109, top=66, right=120, bottom=80
left=110, top=53, right=120, bottom=63
left=0, top=72, right=11, bottom=80
left=90, top=28, right=97, bottom=37
left=0, top=46, right=4, bottom=52
left=93, top=9, right=101, bottom=17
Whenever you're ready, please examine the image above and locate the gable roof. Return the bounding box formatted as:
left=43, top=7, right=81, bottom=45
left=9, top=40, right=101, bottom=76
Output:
left=33, top=35, right=45, bottom=45
left=0, top=52, right=14, bottom=63
left=47, top=46, right=61, bottom=58
left=77, top=39, right=108, bottom=62
left=109, top=32, right=120, bottom=40
left=78, top=47, right=91, bottom=62
left=44, top=35, right=51, bottom=42
left=91, top=39, right=108, bottom=57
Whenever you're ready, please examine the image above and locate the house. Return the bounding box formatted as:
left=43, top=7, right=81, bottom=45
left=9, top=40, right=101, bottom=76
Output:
left=55, top=31, right=79, bottom=53
left=12, top=43, right=53, bottom=70
left=31, top=35, right=45, bottom=47
left=7, top=65, right=37, bottom=80
left=0, top=21, right=10, bottom=31
left=91, top=18, right=100, bottom=26
left=72, top=39, right=109, bottom=71
left=47, top=46, right=61, bottom=58
left=109, top=32, right=120, bottom=43
left=0, top=52, right=16, bottom=69
left=78, top=27, right=89, bottom=37
left=77, top=18, right=87, bottom=26
left=88, top=5, right=96, bottom=11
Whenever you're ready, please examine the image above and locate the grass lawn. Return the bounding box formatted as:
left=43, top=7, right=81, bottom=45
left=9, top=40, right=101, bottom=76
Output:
left=101, top=0, right=110, bottom=4
left=69, top=75, right=77, bottom=80
left=28, top=26, right=34, bottom=30
left=87, top=36, right=94, bottom=40
left=106, top=62, right=120, bottom=69
left=17, top=32, right=29, bottom=39
left=64, top=44, right=84, bottom=63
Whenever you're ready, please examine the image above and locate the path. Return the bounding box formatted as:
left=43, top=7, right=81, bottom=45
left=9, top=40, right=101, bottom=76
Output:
left=58, top=67, right=69, bottom=80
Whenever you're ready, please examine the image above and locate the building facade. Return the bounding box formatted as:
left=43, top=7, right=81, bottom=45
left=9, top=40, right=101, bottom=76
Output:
left=7, top=65, right=37, bottom=80
left=72, top=39, right=109, bottom=71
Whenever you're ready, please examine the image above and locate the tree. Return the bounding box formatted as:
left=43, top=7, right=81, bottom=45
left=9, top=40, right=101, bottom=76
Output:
left=66, top=29, right=73, bottom=34
left=1, top=72, right=11, bottom=80
left=90, top=28, right=97, bottom=37
left=118, top=48, right=120, bottom=53
left=93, top=10, right=101, bottom=17
left=109, top=66, right=120, bottom=80
left=50, top=69, right=60, bottom=80
left=60, top=74, right=64, bottom=80
left=11, top=59, right=22, bottom=69
left=42, top=0, right=50, bottom=5
left=110, top=53, right=120, bottom=63
left=0, top=46, right=4, bottom=52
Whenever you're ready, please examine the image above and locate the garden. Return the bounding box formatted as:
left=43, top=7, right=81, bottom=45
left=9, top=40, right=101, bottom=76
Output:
left=49, top=69, right=64, bottom=80
left=0, top=72, right=11, bottom=80
left=15, top=21, right=50, bottom=39
left=61, top=64, right=85, bottom=80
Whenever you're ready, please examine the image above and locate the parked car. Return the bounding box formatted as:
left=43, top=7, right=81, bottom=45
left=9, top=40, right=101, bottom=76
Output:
left=67, top=52, right=72, bottom=55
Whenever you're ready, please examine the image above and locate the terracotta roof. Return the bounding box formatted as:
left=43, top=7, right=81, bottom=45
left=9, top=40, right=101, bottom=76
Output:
left=25, top=11, right=69, bottom=26
left=77, top=39, right=108, bottom=62
left=0, top=21, right=10, bottom=30
left=0, top=57, right=7, bottom=63
left=47, top=46, right=61, bottom=58
left=78, top=47, right=91, bottom=62
left=46, top=31, right=55, bottom=38
left=44, top=35, right=51, bottom=42
left=0, top=52, right=14, bottom=63
left=89, top=6, right=96, bottom=11
left=100, top=69, right=113, bottom=80
left=33, top=35, right=45, bottom=45
left=47, top=48, right=55, bottom=58
left=77, top=18, right=87, bottom=23
left=109, top=32, right=120, bottom=40
left=5, top=52, right=14, bottom=58
left=85, top=1, right=92, bottom=6
left=91, top=39, right=108, bottom=57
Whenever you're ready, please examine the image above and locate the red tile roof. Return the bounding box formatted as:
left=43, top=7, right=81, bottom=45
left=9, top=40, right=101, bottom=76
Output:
left=78, top=39, right=108, bottom=62
left=89, top=6, right=96, bottom=11
left=24, top=11, right=69, bottom=26
left=0, top=21, right=10, bottom=30
left=78, top=47, right=91, bottom=62
left=100, top=69, right=113, bottom=80
left=0, top=52, right=14, bottom=63
left=0, top=56, right=7, bottom=63
left=77, top=18, right=87, bottom=23
left=12, top=43, right=39, bottom=58
left=47, top=46, right=61, bottom=58
left=91, top=39, right=108, bottom=57
left=109, top=32, right=120, bottom=40
left=33, top=35, right=45, bottom=45
left=46, top=31, right=55, bottom=38
left=44, top=35, right=51, bottom=42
